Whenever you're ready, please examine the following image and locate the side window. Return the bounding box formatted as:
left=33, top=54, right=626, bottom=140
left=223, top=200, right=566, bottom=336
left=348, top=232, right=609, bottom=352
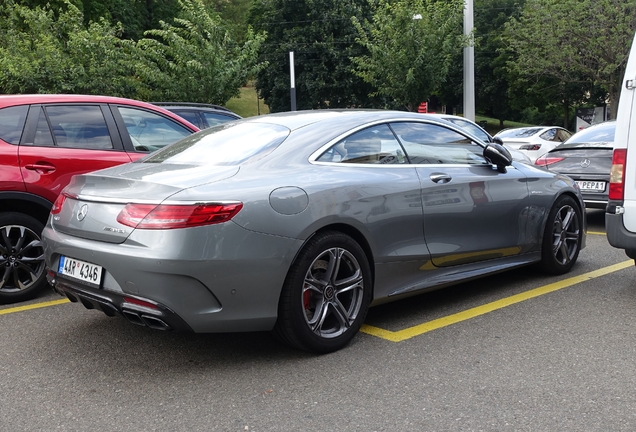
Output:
left=202, top=112, right=237, bottom=128
left=42, top=105, right=113, bottom=149
left=557, top=129, right=572, bottom=142
left=0, top=105, right=29, bottom=145
left=171, top=110, right=201, bottom=128
left=450, top=118, right=490, bottom=142
left=540, top=128, right=557, bottom=141
left=390, top=122, right=488, bottom=165
left=117, top=107, right=191, bottom=152
left=316, top=124, right=406, bottom=165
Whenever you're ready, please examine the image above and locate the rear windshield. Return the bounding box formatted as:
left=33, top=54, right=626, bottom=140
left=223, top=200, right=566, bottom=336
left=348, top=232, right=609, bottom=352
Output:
left=564, top=123, right=615, bottom=145
left=142, top=122, right=290, bottom=166
left=496, top=127, right=543, bottom=138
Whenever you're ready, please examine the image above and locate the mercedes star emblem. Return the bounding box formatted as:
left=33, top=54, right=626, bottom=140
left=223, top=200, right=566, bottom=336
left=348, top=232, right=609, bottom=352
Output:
left=77, top=204, right=88, bottom=221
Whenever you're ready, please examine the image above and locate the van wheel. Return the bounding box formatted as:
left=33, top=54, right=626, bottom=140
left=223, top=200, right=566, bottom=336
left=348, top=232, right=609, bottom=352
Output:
left=0, top=213, right=48, bottom=304
left=539, top=196, right=582, bottom=275
left=274, top=231, right=372, bottom=353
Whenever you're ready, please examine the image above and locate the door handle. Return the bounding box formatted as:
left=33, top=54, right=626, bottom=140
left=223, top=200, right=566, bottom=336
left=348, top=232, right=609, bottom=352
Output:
left=24, top=163, right=56, bottom=173
left=429, top=173, right=452, bottom=184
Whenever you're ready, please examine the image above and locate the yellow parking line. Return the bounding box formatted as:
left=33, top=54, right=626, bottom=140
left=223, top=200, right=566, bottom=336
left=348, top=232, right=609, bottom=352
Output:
left=361, top=259, right=634, bottom=342
left=588, top=231, right=606, bottom=235
left=0, top=298, right=69, bottom=315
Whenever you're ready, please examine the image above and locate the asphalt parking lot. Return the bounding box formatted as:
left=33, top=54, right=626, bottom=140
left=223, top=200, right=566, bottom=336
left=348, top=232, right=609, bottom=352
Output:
left=2, top=208, right=636, bottom=431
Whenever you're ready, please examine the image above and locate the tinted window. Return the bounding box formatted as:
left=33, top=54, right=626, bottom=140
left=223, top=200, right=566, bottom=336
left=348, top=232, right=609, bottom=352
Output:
left=171, top=110, right=201, bottom=128
left=202, top=112, right=237, bottom=128
left=391, top=122, right=487, bottom=165
left=143, top=122, right=289, bottom=166
left=41, top=105, right=113, bottom=149
left=0, top=105, right=29, bottom=144
left=445, top=117, right=490, bottom=142
left=118, top=107, right=192, bottom=152
left=317, top=124, right=406, bottom=164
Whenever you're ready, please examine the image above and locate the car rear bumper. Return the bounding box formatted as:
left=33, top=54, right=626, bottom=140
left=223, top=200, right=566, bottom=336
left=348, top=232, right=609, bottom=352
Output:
left=48, top=272, right=194, bottom=331
left=42, top=221, right=304, bottom=333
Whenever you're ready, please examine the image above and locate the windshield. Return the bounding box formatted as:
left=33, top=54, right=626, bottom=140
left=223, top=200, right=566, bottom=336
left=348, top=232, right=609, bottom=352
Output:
left=142, top=122, right=290, bottom=165
left=496, top=127, right=543, bottom=138
left=565, top=123, right=615, bottom=145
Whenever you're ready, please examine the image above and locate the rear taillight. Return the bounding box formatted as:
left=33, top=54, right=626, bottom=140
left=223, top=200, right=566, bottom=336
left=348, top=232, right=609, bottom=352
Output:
left=520, top=144, right=542, bottom=151
left=534, top=154, right=564, bottom=166
left=609, top=148, right=627, bottom=201
left=116, top=202, right=243, bottom=229
left=50, top=194, right=67, bottom=215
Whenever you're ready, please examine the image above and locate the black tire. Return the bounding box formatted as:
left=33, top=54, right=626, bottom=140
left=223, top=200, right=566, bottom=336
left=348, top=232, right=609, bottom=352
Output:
left=538, top=195, right=583, bottom=275
left=0, top=212, right=48, bottom=304
left=274, top=231, right=372, bottom=354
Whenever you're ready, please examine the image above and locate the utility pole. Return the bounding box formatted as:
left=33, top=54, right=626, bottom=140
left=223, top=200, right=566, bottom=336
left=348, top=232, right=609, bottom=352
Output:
left=463, top=0, right=475, bottom=121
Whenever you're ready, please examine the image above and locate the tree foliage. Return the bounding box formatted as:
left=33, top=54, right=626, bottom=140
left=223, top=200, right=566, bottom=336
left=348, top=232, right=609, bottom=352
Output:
left=503, top=0, right=636, bottom=120
left=0, top=0, right=139, bottom=95
left=352, top=0, right=467, bottom=112
left=0, top=0, right=264, bottom=104
left=250, top=0, right=385, bottom=113
left=136, top=0, right=265, bottom=103
left=473, top=0, right=525, bottom=126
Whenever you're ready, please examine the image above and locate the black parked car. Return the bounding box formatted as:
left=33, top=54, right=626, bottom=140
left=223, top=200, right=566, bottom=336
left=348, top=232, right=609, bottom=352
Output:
left=535, top=121, right=615, bottom=209
left=151, top=102, right=241, bottom=129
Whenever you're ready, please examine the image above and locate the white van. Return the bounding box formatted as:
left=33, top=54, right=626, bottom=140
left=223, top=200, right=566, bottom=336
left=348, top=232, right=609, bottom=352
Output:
left=606, top=33, right=636, bottom=259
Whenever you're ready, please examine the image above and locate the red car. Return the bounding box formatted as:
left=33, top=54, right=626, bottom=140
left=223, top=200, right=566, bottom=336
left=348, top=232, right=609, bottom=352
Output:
left=0, top=94, right=199, bottom=303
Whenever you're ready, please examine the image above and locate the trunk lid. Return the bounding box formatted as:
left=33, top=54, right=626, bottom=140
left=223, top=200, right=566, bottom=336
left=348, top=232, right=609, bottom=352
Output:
left=52, top=162, right=239, bottom=243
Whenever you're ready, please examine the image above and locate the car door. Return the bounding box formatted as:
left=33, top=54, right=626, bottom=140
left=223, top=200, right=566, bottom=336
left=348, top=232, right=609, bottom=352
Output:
left=390, top=121, right=531, bottom=267
left=313, top=123, right=430, bottom=298
left=18, top=104, right=133, bottom=204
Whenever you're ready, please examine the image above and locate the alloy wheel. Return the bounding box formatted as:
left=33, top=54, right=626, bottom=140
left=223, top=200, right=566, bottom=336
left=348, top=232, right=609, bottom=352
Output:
left=550, top=204, right=580, bottom=265
left=0, top=225, right=46, bottom=293
left=301, top=247, right=365, bottom=339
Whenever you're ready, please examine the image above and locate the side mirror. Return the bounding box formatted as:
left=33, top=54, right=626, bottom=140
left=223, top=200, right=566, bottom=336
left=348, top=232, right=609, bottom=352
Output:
left=492, top=136, right=505, bottom=145
left=483, top=143, right=513, bottom=173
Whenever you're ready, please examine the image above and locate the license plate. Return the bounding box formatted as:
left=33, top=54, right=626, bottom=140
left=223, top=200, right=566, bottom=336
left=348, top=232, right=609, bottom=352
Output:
left=575, top=181, right=606, bottom=192
left=58, top=255, right=103, bottom=286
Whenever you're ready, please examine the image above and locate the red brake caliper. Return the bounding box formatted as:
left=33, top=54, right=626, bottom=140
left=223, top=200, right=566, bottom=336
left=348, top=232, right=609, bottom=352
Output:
left=303, top=289, right=310, bottom=310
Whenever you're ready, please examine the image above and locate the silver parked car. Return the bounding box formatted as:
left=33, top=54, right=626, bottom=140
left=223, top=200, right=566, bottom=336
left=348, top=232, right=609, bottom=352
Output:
left=42, top=110, right=586, bottom=353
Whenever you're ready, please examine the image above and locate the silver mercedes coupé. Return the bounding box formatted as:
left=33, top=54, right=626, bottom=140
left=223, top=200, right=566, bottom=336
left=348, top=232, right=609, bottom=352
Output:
left=42, top=110, right=586, bottom=353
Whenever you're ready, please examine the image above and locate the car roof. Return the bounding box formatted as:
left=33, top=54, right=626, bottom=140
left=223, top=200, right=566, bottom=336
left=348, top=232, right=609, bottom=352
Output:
left=243, top=109, right=440, bottom=132
left=0, top=94, right=200, bottom=131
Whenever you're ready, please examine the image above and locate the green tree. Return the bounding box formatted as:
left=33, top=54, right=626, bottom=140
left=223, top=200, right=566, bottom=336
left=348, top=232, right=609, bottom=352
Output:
left=503, top=0, right=635, bottom=121
left=135, top=0, right=265, bottom=104
left=352, top=0, right=467, bottom=112
left=0, top=0, right=139, bottom=95
left=250, top=0, right=384, bottom=113
left=473, top=0, right=525, bottom=127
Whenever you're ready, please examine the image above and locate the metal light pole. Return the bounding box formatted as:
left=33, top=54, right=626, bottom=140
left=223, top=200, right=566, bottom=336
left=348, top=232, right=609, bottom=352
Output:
left=463, top=0, right=475, bottom=121
left=289, top=51, right=297, bottom=111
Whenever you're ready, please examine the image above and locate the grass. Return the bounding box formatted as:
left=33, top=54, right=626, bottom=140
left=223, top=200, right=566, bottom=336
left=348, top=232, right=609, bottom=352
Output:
left=226, top=85, right=270, bottom=118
